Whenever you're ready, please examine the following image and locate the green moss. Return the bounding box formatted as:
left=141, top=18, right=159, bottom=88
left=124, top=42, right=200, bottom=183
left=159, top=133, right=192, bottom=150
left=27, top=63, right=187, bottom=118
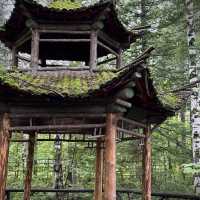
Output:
left=0, top=64, right=119, bottom=97
left=95, top=72, right=117, bottom=88
left=49, top=0, right=81, bottom=10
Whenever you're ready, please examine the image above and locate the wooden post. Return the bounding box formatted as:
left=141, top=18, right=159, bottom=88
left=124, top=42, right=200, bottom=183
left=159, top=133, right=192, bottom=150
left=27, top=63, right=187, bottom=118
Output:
left=11, top=46, right=18, bottom=68
left=104, top=113, right=118, bottom=200
left=116, top=48, right=122, bottom=69
left=23, top=133, right=36, bottom=200
left=30, top=29, right=40, bottom=68
left=142, top=126, right=152, bottom=200
left=41, top=58, right=46, bottom=68
left=0, top=113, right=10, bottom=200
left=94, top=138, right=103, bottom=200
left=89, top=30, right=98, bottom=71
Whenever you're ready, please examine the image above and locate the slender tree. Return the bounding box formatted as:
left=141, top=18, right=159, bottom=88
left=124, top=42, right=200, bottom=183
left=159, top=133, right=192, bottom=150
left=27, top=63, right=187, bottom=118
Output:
left=54, top=134, right=64, bottom=200
left=185, top=0, right=200, bottom=194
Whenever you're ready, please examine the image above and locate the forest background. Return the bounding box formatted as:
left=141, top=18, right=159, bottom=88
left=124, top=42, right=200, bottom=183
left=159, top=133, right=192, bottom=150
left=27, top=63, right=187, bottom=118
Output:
left=0, top=0, right=199, bottom=199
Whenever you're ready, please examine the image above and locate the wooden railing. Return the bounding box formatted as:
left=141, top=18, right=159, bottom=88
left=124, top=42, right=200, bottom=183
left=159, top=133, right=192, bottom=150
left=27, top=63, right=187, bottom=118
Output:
left=5, top=188, right=200, bottom=200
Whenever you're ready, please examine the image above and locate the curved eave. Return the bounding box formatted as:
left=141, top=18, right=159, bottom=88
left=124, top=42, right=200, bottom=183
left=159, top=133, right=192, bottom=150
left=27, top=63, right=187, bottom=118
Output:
left=0, top=0, right=138, bottom=47
left=0, top=63, right=174, bottom=125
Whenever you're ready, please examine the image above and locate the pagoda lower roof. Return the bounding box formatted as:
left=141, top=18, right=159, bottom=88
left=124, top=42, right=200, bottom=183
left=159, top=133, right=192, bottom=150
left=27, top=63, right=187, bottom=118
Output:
left=0, top=61, right=174, bottom=123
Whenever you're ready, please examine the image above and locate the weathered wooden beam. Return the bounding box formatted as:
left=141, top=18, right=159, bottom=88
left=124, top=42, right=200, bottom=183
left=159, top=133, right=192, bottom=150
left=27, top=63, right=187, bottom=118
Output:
left=38, top=24, right=92, bottom=32
left=116, top=48, right=122, bottom=69
left=39, top=39, right=90, bottom=42
left=117, top=127, right=145, bottom=138
left=142, top=126, right=152, bottom=200
left=5, top=188, right=200, bottom=199
left=117, top=88, right=135, bottom=100
left=108, top=105, right=127, bottom=113
left=98, top=41, right=118, bottom=56
left=11, top=113, right=106, bottom=119
left=88, top=135, right=104, bottom=139
left=120, top=117, right=147, bottom=128
left=10, top=106, right=106, bottom=116
left=90, top=31, right=98, bottom=70
left=38, top=29, right=91, bottom=34
left=15, top=31, right=31, bottom=48
left=10, top=124, right=106, bottom=132
left=23, top=133, right=36, bottom=200
left=115, top=98, right=132, bottom=108
left=116, top=47, right=155, bottom=73
left=0, top=113, right=10, bottom=200
left=104, top=113, right=118, bottom=200
left=30, top=29, right=40, bottom=68
left=94, top=138, right=104, bottom=200
left=15, top=66, right=117, bottom=72
left=98, top=31, right=120, bottom=49
left=97, top=57, right=116, bottom=66
left=11, top=139, right=100, bottom=143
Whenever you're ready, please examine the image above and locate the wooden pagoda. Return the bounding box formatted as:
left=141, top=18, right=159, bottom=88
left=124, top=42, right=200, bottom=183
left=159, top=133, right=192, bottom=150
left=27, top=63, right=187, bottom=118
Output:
left=0, top=0, right=174, bottom=200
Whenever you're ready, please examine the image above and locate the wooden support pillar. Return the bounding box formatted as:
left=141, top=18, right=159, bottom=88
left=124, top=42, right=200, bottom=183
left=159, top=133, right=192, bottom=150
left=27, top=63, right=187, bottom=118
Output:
left=0, top=113, right=10, bottom=200
left=23, top=133, right=36, bottom=200
left=142, top=126, right=152, bottom=200
left=30, top=29, right=40, bottom=68
left=104, top=113, right=118, bottom=200
left=90, top=30, right=98, bottom=71
left=11, top=46, right=18, bottom=68
left=41, top=58, right=46, bottom=68
left=116, top=48, right=122, bottom=69
left=94, top=138, right=103, bottom=200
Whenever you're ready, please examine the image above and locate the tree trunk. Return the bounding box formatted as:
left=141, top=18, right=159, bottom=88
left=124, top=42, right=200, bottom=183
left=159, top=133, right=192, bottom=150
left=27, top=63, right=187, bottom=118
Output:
left=185, top=0, right=200, bottom=194
left=54, top=134, right=64, bottom=200
left=22, top=134, right=29, bottom=173
left=23, top=133, right=36, bottom=200
left=140, top=0, right=147, bottom=51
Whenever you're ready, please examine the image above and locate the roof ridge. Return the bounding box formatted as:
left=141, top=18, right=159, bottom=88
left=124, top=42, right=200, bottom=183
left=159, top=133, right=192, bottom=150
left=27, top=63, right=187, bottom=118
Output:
left=15, top=0, right=113, bottom=12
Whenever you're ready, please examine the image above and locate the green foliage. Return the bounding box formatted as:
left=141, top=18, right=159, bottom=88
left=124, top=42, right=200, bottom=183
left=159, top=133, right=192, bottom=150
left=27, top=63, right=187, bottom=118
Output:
left=182, top=163, right=200, bottom=174
left=158, top=93, right=179, bottom=109
left=49, top=0, right=81, bottom=10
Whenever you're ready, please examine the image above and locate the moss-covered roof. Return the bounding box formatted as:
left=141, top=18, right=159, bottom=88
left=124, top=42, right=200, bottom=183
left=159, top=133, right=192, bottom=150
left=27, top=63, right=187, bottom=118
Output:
left=0, top=63, right=175, bottom=125
left=0, top=67, right=118, bottom=97
left=49, top=0, right=81, bottom=10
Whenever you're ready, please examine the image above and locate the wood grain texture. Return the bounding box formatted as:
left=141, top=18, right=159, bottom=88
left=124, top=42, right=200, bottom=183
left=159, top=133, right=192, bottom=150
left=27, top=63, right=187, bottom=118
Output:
left=104, top=113, right=118, bottom=200
left=30, top=30, right=39, bottom=68
left=23, top=133, right=36, bottom=200
left=90, top=30, right=98, bottom=70
left=142, top=126, right=152, bottom=200
left=0, top=113, right=11, bottom=200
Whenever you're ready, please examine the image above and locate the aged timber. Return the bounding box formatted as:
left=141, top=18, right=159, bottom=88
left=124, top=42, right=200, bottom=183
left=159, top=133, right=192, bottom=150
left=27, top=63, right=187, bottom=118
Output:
left=0, top=113, right=10, bottom=200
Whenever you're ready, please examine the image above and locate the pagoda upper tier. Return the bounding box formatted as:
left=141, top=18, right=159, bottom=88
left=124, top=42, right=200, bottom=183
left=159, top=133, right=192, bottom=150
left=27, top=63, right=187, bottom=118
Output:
left=0, top=0, right=140, bottom=69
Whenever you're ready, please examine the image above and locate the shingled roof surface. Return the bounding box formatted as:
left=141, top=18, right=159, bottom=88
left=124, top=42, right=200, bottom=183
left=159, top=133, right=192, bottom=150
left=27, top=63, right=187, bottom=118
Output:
left=0, top=68, right=119, bottom=97
left=0, top=0, right=137, bottom=47
left=0, top=62, right=175, bottom=125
